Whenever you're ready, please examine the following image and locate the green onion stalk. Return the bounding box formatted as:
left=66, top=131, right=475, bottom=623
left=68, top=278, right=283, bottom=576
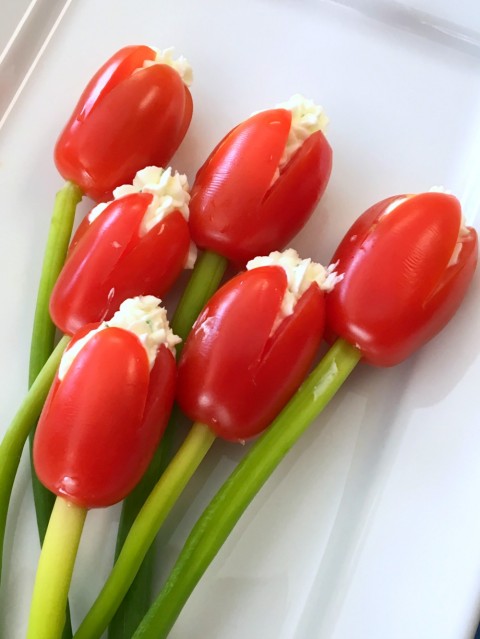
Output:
left=27, top=182, right=83, bottom=544
left=27, top=182, right=82, bottom=639
left=74, top=338, right=361, bottom=639
left=27, top=497, right=86, bottom=639
left=0, top=182, right=81, bottom=595
left=108, top=249, right=228, bottom=638
left=0, top=336, right=70, bottom=587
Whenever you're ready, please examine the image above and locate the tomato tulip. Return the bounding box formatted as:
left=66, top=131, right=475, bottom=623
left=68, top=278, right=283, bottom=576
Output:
left=177, top=249, right=338, bottom=440
left=189, top=95, right=332, bottom=265
left=55, top=46, right=193, bottom=201
left=28, top=297, right=178, bottom=639
left=326, top=190, right=478, bottom=366
left=34, top=297, right=178, bottom=509
left=50, top=166, right=193, bottom=335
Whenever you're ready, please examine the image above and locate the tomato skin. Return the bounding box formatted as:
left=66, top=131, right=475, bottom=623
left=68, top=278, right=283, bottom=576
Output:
left=49, top=192, right=191, bottom=335
left=177, top=266, right=326, bottom=441
left=54, top=46, right=192, bottom=201
left=326, top=192, right=478, bottom=367
left=189, top=110, right=332, bottom=265
left=33, top=328, right=176, bottom=509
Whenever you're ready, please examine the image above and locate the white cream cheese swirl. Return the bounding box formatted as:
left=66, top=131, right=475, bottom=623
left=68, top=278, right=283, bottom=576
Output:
left=87, top=166, right=197, bottom=268
left=58, top=295, right=180, bottom=380
left=142, top=47, right=193, bottom=86
left=276, top=94, right=329, bottom=169
left=247, top=248, right=341, bottom=331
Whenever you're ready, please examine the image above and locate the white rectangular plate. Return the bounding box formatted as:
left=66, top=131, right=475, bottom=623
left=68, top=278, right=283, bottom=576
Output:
left=1, top=1, right=480, bottom=638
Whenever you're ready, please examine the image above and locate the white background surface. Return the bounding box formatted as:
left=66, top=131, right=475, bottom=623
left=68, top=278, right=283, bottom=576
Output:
left=1, top=1, right=480, bottom=638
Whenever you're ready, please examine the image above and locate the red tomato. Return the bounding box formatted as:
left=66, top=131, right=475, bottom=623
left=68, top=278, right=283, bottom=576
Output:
left=33, top=327, right=176, bottom=509
left=55, top=46, right=193, bottom=200
left=177, top=266, right=326, bottom=441
left=188, top=109, right=332, bottom=265
left=49, top=192, right=191, bottom=335
left=326, top=192, right=478, bottom=366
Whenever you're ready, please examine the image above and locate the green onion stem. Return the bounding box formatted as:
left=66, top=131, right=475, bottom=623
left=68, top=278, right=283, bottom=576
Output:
left=74, top=422, right=216, bottom=639
left=27, top=497, right=87, bottom=639
left=27, top=181, right=81, bottom=639
left=0, top=335, right=70, bottom=584
left=28, top=181, right=82, bottom=543
left=108, top=406, right=181, bottom=639
left=28, top=182, right=82, bottom=389
left=108, top=249, right=228, bottom=638
left=132, top=338, right=361, bottom=639
left=171, top=249, right=229, bottom=348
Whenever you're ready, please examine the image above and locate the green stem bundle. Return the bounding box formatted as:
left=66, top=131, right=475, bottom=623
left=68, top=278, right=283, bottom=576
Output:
left=108, top=249, right=228, bottom=637
left=108, top=407, right=180, bottom=638
left=75, top=422, right=217, bottom=639
left=132, top=339, right=361, bottom=638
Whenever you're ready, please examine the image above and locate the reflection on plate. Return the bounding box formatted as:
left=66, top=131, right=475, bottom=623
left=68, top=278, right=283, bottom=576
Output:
left=0, top=1, right=480, bottom=638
